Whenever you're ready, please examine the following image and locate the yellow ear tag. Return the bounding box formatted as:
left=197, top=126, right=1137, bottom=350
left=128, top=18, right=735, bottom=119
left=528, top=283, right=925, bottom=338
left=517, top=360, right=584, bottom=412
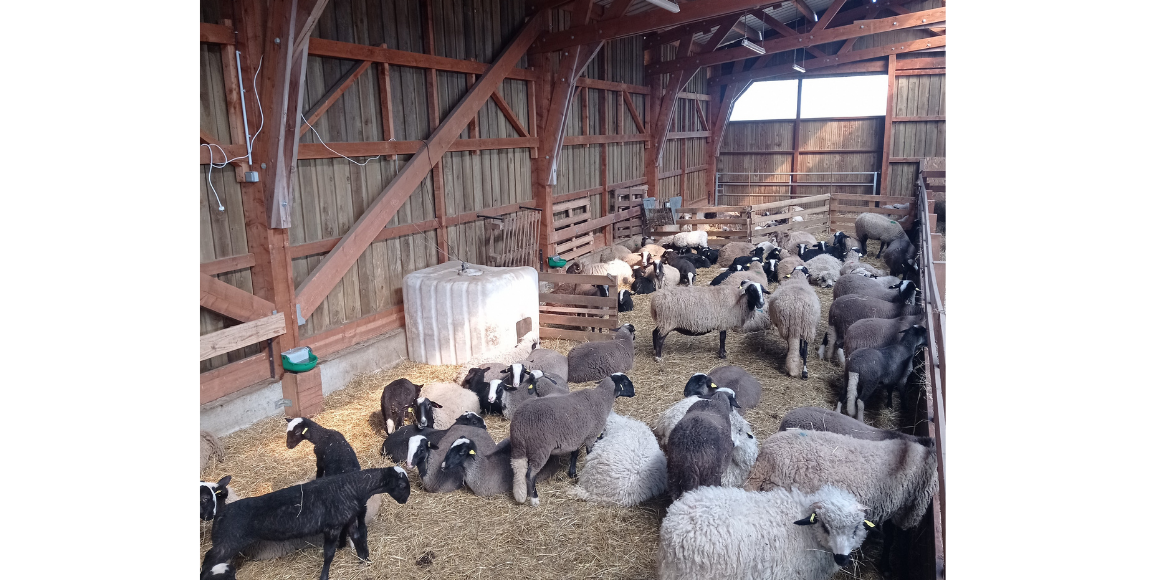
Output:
left=808, top=513, right=816, bottom=523
left=302, top=428, right=308, bottom=435
left=468, top=450, right=475, bottom=455
left=864, top=520, right=875, bottom=528
left=785, top=275, right=791, bottom=278
left=710, top=383, right=717, bottom=388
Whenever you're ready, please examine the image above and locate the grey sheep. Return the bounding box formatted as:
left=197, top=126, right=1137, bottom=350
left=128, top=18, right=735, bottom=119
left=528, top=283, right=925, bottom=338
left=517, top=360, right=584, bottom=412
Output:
left=882, top=236, right=920, bottom=280
left=839, top=249, right=887, bottom=278
left=682, top=365, right=762, bottom=409
left=509, top=373, right=636, bottom=505
left=435, top=436, right=567, bottom=497
left=781, top=230, right=818, bottom=255
left=525, top=348, right=569, bottom=383
left=744, top=429, right=938, bottom=532
left=853, top=212, right=908, bottom=257
left=779, top=406, right=923, bottom=443
left=823, top=294, right=924, bottom=367
left=653, top=395, right=758, bottom=487
left=843, top=314, right=925, bottom=364
left=839, top=325, right=929, bottom=422
left=650, top=280, right=771, bottom=360
left=566, top=324, right=636, bottom=383
left=567, top=413, right=668, bottom=506
left=650, top=259, right=682, bottom=288
left=416, top=382, right=482, bottom=430
left=420, top=425, right=497, bottom=493
left=666, top=390, right=738, bottom=500
left=803, top=253, right=844, bottom=287
left=833, top=274, right=918, bottom=303
left=656, top=484, right=874, bottom=580
left=493, top=367, right=571, bottom=420
left=767, top=266, right=821, bottom=379
left=716, top=241, right=755, bottom=267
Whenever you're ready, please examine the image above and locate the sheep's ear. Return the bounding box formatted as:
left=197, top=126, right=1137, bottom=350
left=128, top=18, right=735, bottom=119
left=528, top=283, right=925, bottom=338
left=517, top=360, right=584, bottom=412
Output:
left=284, top=417, right=293, bottom=423
left=793, top=513, right=817, bottom=526
left=428, top=441, right=440, bottom=450
left=216, top=475, right=232, bottom=488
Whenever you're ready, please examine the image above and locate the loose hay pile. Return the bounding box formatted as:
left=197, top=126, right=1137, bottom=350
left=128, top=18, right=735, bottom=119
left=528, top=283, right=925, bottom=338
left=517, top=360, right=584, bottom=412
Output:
left=200, top=246, right=925, bottom=580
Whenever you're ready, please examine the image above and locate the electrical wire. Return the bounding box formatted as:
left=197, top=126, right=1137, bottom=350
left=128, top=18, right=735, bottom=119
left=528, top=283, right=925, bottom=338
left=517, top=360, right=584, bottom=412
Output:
left=202, top=57, right=264, bottom=213
left=299, top=113, right=386, bottom=167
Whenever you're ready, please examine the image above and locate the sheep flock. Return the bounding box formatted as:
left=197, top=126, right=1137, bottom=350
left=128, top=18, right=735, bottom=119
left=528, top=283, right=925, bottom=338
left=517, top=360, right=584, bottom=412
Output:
left=199, top=226, right=937, bottom=580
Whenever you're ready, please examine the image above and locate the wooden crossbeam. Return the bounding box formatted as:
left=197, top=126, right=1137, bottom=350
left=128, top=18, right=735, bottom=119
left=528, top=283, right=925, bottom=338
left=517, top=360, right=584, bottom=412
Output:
left=308, top=37, right=540, bottom=81
left=750, top=9, right=827, bottom=58
left=810, top=0, right=848, bottom=33
left=201, top=274, right=276, bottom=322
left=299, top=59, right=373, bottom=136
left=622, top=90, right=646, bottom=133
left=791, top=0, right=817, bottom=23
left=201, top=254, right=256, bottom=276
left=648, top=7, right=945, bottom=74
left=296, top=137, right=537, bottom=159
left=294, top=12, right=547, bottom=321
left=707, top=36, right=942, bottom=86
left=291, top=0, right=330, bottom=56
left=491, top=90, right=531, bottom=138
left=200, top=313, right=287, bottom=362
left=200, top=22, right=235, bottom=44
left=576, top=76, right=649, bottom=94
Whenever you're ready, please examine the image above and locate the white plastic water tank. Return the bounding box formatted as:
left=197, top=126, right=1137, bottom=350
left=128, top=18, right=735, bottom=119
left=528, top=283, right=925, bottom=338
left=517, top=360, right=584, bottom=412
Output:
left=403, top=261, right=540, bottom=366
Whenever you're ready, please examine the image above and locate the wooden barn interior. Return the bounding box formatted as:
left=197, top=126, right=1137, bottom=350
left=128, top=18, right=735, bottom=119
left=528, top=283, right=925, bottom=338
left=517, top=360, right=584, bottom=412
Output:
left=200, top=0, right=946, bottom=577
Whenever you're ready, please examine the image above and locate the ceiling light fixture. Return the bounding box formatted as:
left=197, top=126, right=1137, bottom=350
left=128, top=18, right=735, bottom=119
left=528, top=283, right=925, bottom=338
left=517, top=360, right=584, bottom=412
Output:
left=741, top=38, right=766, bottom=55
left=645, top=0, right=681, bottom=13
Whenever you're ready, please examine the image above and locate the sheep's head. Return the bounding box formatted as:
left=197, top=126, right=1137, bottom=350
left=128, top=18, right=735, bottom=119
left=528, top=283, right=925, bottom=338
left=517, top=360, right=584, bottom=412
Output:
left=405, top=435, right=438, bottom=470
left=608, top=373, right=636, bottom=398
left=682, top=373, right=715, bottom=398
left=793, top=485, right=874, bottom=569
left=739, top=281, right=770, bottom=312
left=454, top=411, right=486, bottom=430
left=461, top=367, right=488, bottom=390
left=618, top=323, right=636, bottom=340
left=414, top=397, right=443, bottom=429
left=380, top=466, right=412, bottom=505
left=566, top=261, right=582, bottom=274
left=285, top=417, right=310, bottom=449
left=785, top=266, right=811, bottom=283
left=898, top=325, right=930, bottom=352
left=199, top=476, right=231, bottom=521
left=440, top=437, right=477, bottom=472
left=501, top=363, right=538, bottom=395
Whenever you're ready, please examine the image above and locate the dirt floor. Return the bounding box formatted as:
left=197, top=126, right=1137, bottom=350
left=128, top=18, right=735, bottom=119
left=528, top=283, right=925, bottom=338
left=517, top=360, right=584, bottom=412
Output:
left=200, top=246, right=927, bottom=580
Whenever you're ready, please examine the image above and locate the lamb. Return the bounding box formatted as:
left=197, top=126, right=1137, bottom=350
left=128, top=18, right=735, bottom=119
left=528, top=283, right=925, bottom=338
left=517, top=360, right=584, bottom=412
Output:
left=199, top=475, right=236, bottom=521
left=653, top=396, right=758, bottom=487
left=796, top=241, right=829, bottom=261
left=823, top=294, right=924, bottom=366
left=379, top=412, right=486, bottom=462
left=833, top=274, right=917, bottom=303
left=839, top=325, right=929, bottom=422
left=854, top=212, right=909, bottom=257
left=775, top=256, right=805, bottom=280
left=584, top=244, right=632, bottom=263
left=651, top=259, right=682, bottom=288
left=725, top=261, right=768, bottom=290
left=566, top=413, right=667, bottom=506
left=420, top=424, right=499, bottom=493
left=715, top=241, right=755, bottom=267
left=674, top=252, right=711, bottom=269
left=617, top=288, right=634, bottom=312
left=656, top=484, right=874, bottom=580
left=767, top=266, right=821, bottom=379
left=658, top=230, right=709, bottom=249
left=509, top=373, right=636, bottom=506
left=461, top=364, right=509, bottom=415
left=630, top=266, right=657, bottom=294
left=415, top=382, right=482, bottom=430
left=650, top=280, right=771, bottom=360
left=697, top=246, right=720, bottom=266
left=781, top=230, right=818, bottom=255
left=709, top=258, right=757, bottom=286
left=660, top=251, right=698, bottom=286
left=779, top=406, right=923, bottom=443
left=843, top=314, right=925, bottom=362
left=199, top=467, right=411, bottom=580
left=639, top=244, right=668, bottom=266
left=379, top=378, right=423, bottom=433
left=567, top=260, right=632, bottom=287
left=491, top=369, right=570, bottom=421
left=200, top=430, right=225, bottom=472
left=524, top=348, right=570, bottom=382
left=839, top=249, right=886, bottom=278
left=882, top=236, right=919, bottom=280
left=285, top=417, right=360, bottom=480
left=743, top=428, right=938, bottom=571
left=803, top=253, right=844, bottom=287
left=728, top=253, right=760, bottom=270
left=682, top=365, right=762, bottom=409
left=665, top=389, right=738, bottom=500
left=566, top=323, right=635, bottom=383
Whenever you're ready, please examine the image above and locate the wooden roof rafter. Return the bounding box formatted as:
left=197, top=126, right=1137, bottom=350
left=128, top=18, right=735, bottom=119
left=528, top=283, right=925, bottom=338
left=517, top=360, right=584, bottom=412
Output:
left=708, top=35, right=945, bottom=86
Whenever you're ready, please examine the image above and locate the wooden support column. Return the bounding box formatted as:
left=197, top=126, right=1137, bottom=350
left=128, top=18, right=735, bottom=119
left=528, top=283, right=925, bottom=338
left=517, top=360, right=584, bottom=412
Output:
left=598, top=45, right=610, bottom=244
left=645, top=45, right=661, bottom=199
left=792, top=77, right=802, bottom=199
left=422, top=0, right=450, bottom=262
left=466, top=61, right=480, bottom=155
left=880, top=54, right=897, bottom=196
left=218, top=19, right=249, bottom=183
left=377, top=45, right=397, bottom=161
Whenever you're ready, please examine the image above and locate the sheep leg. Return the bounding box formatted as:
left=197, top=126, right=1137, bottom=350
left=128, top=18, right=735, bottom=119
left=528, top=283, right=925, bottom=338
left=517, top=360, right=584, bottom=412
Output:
left=855, top=399, right=866, bottom=423
left=350, top=514, right=370, bottom=561
left=799, top=339, right=809, bottom=379
left=567, top=449, right=580, bottom=478
left=818, top=332, right=827, bottom=359
left=526, top=465, right=540, bottom=506
left=319, top=528, right=341, bottom=580
left=878, top=522, right=898, bottom=575
left=717, top=330, right=728, bottom=359
left=652, top=328, right=665, bottom=361
left=845, top=372, right=859, bottom=417
left=201, top=544, right=240, bottom=577
left=876, top=241, right=887, bottom=258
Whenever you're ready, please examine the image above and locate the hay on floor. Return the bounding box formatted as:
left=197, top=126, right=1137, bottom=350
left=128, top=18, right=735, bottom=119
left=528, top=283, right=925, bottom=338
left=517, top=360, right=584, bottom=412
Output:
left=200, top=243, right=924, bottom=580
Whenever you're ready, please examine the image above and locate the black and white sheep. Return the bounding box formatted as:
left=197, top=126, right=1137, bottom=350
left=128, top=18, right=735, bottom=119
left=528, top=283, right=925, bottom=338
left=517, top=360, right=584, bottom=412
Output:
left=665, top=389, right=738, bottom=500
left=839, top=249, right=887, bottom=278
left=199, top=467, right=411, bottom=580
left=566, top=323, right=635, bottom=383
left=285, top=417, right=360, bottom=480
left=509, top=373, right=637, bottom=506
left=418, top=425, right=498, bottom=493
left=823, top=294, right=924, bottom=366
left=491, top=368, right=570, bottom=420
left=832, top=274, right=918, bottom=303
left=379, top=412, right=485, bottom=463
left=415, top=382, right=482, bottom=429
left=796, top=241, right=830, bottom=261
left=674, top=252, right=712, bottom=269
left=566, top=413, right=667, bottom=506
left=767, top=266, right=821, bottom=379
left=650, top=280, right=771, bottom=360
left=630, top=266, right=657, bottom=294
left=379, top=378, right=423, bottom=433
left=682, top=365, right=762, bottom=409
left=853, top=212, right=909, bottom=257
left=657, top=484, right=874, bottom=580
left=697, top=246, right=720, bottom=266
left=839, top=325, right=929, bottom=422
left=437, top=436, right=566, bottom=497
left=617, top=288, right=634, bottom=312
left=650, top=259, right=682, bottom=288
left=842, top=314, right=925, bottom=363
left=199, top=475, right=236, bottom=521
left=653, top=395, right=758, bottom=487
left=461, top=364, right=508, bottom=415
left=660, top=251, right=698, bottom=286
left=779, top=406, right=924, bottom=443
left=781, top=230, right=818, bottom=255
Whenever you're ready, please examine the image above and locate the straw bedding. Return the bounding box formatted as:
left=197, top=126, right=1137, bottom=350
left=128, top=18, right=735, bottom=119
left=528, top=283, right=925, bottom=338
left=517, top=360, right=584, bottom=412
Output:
left=199, top=244, right=926, bottom=580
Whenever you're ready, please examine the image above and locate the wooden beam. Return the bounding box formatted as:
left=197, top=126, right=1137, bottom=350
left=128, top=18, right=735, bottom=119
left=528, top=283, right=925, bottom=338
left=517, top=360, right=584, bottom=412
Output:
left=421, top=0, right=450, bottom=262
left=300, top=307, right=405, bottom=358
left=895, top=68, right=945, bottom=76
left=791, top=0, right=817, bottom=23
left=894, top=115, right=945, bottom=122
left=896, top=56, right=945, bottom=69
left=621, top=90, right=647, bottom=133
left=564, top=133, right=648, bottom=146
left=880, top=54, right=896, bottom=195
left=532, top=0, right=780, bottom=54
left=201, top=273, right=277, bottom=323
left=296, top=137, right=538, bottom=159
left=667, top=131, right=710, bottom=139
left=299, top=59, right=373, bottom=136
left=294, top=12, right=546, bottom=320
left=307, top=37, right=540, bottom=81
left=751, top=9, right=828, bottom=58
left=201, top=253, right=257, bottom=276
left=377, top=44, right=396, bottom=159
left=792, top=77, right=802, bottom=178
left=575, top=76, right=649, bottom=94
left=291, top=0, right=330, bottom=56
left=289, top=219, right=441, bottom=259
left=810, top=0, right=848, bottom=33
left=648, top=7, right=946, bottom=74
left=200, top=313, right=287, bottom=361
left=694, top=100, right=709, bottom=131
left=200, top=22, right=235, bottom=45
left=491, top=90, right=531, bottom=138
left=200, top=352, right=272, bottom=404
left=707, top=37, right=940, bottom=86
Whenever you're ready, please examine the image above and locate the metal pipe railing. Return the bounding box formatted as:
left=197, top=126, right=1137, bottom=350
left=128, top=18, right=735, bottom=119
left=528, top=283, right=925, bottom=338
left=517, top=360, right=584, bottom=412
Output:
left=715, top=172, right=879, bottom=204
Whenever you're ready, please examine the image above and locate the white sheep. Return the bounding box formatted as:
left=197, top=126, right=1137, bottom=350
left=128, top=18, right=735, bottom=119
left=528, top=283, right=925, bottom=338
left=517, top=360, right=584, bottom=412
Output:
left=767, top=266, right=821, bottom=379
left=416, top=382, right=481, bottom=429
left=803, top=254, right=844, bottom=287
left=567, top=413, right=667, bottom=506
left=657, top=230, right=709, bottom=248
left=657, top=484, right=874, bottom=580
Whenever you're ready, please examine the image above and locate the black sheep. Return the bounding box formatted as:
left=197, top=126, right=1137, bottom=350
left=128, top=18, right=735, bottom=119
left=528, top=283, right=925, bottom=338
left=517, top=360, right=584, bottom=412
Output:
left=200, top=475, right=232, bottom=521
left=631, top=266, right=657, bottom=294
left=199, top=467, right=411, bottom=580
left=698, top=246, right=720, bottom=265
left=840, top=326, right=929, bottom=422
left=796, top=242, right=829, bottom=261
left=676, top=253, right=712, bottom=269
left=285, top=417, right=360, bottom=479
left=882, top=237, right=919, bottom=280
left=461, top=366, right=505, bottom=415
left=661, top=251, right=699, bottom=286
left=617, top=289, right=634, bottom=312
left=730, top=255, right=759, bottom=270
left=379, top=378, right=422, bottom=434
left=380, top=413, right=486, bottom=463
left=710, top=259, right=756, bottom=286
